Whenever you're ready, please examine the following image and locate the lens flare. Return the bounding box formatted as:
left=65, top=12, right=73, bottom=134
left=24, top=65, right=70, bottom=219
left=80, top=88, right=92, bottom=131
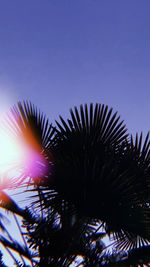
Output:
left=19, top=126, right=48, bottom=179
left=0, top=127, right=24, bottom=174
left=0, top=110, right=48, bottom=187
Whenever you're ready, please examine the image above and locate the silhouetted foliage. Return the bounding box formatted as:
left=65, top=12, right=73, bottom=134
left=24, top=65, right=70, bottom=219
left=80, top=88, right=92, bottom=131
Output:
left=0, top=102, right=149, bottom=266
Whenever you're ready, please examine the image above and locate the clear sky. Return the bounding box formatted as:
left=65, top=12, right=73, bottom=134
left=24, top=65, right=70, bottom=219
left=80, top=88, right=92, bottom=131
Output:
left=0, top=0, right=149, bottom=135
left=0, top=0, right=149, bottom=265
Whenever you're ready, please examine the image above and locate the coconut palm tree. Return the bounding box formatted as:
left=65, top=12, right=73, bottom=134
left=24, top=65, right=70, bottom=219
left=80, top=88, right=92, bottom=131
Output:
left=0, top=101, right=149, bottom=266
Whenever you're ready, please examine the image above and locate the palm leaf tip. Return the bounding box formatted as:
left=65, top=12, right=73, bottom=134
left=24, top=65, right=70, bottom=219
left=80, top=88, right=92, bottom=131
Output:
left=0, top=191, right=24, bottom=216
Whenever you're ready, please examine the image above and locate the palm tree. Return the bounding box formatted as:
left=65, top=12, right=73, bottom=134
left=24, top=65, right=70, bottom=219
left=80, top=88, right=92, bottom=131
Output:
left=0, top=101, right=149, bottom=266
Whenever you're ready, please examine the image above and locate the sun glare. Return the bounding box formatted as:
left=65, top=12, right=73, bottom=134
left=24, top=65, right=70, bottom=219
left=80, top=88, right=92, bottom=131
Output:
left=0, top=127, right=24, bottom=175
left=0, top=100, right=48, bottom=186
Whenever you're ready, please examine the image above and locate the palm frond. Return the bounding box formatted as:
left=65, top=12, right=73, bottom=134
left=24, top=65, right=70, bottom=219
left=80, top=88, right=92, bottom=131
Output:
left=9, top=101, right=54, bottom=150
left=23, top=202, right=105, bottom=266
left=50, top=103, right=128, bottom=201
left=54, top=103, right=128, bottom=145
left=42, top=104, right=150, bottom=251
left=0, top=191, right=24, bottom=216
left=0, top=235, right=35, bottom=261
left=4, top=102, right=150, bottom=263
left=5, top=101, right=55, bottom=186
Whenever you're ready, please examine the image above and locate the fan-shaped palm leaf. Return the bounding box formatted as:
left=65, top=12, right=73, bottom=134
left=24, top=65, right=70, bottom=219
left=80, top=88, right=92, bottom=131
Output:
left=6, top=101, right=55, bottom=185
left=6, top=102, right=150, bottom=256
left=46, top=104, right=150, bottom=250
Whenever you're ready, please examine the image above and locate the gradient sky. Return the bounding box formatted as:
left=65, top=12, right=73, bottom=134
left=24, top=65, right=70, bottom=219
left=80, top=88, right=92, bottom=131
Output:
left=0, top=0, right=150, bottom=265
left=0, top=0, right=149, bottom=135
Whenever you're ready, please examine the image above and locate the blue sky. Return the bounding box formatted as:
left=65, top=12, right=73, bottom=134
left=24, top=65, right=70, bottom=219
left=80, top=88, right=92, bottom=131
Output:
left=0, top=0, right=149, bottom=135
left=0, top=0, right=150, bottom=265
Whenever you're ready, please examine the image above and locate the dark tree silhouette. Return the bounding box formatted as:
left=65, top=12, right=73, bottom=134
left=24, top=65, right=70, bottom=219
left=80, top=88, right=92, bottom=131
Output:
left=0, top=102, right=149, bottom=266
